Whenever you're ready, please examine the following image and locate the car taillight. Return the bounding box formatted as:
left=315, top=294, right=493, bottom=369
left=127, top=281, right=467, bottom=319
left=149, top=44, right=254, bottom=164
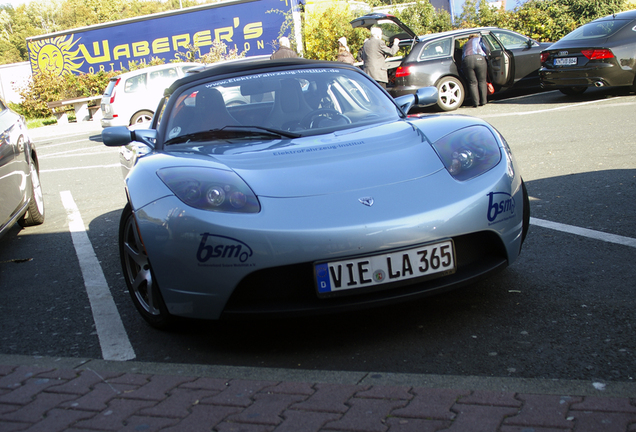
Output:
left=395, top=66, right=411, bottom=78
left=581, top=49, right=614, bottom=60
left=540, top=52, right=550, bottom=63
left=109, top=78, right=121, bottom=104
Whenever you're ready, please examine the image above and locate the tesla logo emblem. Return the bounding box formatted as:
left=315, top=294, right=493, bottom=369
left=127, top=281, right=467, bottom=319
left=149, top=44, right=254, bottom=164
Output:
left=558, top=51, right=569, bottom=56
left=359, top=197, right=374, bottom=207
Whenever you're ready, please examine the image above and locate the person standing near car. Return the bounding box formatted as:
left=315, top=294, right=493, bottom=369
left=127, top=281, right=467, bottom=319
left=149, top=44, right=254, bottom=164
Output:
left=361, top=27, right=400, bottom=88
left=461, top=33, right=489, bottom=107
left=271, top=37, right=298, bottom=59
left=336, top=37, right=355, bottom=65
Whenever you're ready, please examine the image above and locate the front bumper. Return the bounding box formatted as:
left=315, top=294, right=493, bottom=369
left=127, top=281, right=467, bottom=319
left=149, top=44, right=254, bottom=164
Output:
left=133, top=165, right=525, bottom=320
left=221, top=231, right=509, bottom=318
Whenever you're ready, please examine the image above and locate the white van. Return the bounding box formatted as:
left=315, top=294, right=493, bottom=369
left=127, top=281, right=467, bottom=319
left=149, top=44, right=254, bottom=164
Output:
left=100, top=63, right=197, bottom=128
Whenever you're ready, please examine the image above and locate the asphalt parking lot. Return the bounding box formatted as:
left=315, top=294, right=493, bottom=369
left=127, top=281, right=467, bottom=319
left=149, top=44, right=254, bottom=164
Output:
left=0, top=87, right=634, bottom=388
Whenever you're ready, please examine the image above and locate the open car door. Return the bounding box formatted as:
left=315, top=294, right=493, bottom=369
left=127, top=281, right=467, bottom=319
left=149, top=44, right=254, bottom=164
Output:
left=482, top=32, right=513, bottom=87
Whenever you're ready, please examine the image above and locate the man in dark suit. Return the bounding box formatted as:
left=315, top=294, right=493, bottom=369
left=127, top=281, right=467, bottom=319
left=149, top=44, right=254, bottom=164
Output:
left=361, top=27, right=400, bottom=88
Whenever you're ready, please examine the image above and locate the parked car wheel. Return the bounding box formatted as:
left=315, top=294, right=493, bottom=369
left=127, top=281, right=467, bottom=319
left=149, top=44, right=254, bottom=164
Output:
left=130, top=110, right=154, bottom=125
left=436, top=76, right=464, bottom=111
left=559, top=86, right=587, bottom=96
left=119, top=203, right=173, bottom=329
left=18, top=154, right=45, bottom=227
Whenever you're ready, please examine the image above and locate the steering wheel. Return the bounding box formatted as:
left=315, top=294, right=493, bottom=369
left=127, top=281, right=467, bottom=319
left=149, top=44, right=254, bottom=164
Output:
left=301, top=109, right=351, bottom=129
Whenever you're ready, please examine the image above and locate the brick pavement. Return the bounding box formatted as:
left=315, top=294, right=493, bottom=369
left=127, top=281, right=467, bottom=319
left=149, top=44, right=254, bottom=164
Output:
left=0, top=355, right=635, bottom=431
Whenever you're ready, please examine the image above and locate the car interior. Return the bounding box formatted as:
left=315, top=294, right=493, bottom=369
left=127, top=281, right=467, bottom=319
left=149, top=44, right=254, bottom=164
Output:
left=164, top=70, right=400, bottom=142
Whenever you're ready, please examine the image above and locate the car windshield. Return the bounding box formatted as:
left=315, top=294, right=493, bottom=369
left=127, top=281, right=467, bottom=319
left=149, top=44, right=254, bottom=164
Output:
left=560, top=19, right=631, bottom=41
left=163, top=67, right=401, bottom=145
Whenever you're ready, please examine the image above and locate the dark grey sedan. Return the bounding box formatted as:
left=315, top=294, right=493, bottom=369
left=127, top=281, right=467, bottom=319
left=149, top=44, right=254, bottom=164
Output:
left=351, top=13, right=552, bottom=111
left=0, top=100, right=44, bottom=238
left=539, top=9, right=636, bottom=95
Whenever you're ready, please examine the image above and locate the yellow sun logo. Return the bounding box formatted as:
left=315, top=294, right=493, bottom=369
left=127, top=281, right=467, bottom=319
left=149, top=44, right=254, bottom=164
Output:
left=28, top=35, right=84, bottom=77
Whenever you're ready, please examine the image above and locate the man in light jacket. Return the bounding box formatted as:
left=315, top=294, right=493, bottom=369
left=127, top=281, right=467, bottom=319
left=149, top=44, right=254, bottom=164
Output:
left=361, top=27, right=400, bottom=88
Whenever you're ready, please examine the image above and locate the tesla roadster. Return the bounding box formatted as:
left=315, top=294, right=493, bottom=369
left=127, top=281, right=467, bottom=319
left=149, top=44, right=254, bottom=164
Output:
left=103, top=57, right=529, bottom=328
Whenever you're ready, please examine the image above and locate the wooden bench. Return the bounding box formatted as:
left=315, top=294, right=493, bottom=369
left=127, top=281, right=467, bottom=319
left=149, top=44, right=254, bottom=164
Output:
left=47, top=96, right=102, bottom=124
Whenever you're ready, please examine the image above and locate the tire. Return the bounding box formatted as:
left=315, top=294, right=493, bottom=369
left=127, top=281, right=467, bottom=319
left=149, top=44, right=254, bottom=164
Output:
left=520, top=179, right=530, bottom=249
left=18, top=149, right=45, bottom=227
left=130, top=110, right=153, bottom=125
left=119, top=203, right=173, bottom=329
left=559, top=86, right=587, bottom=96
left=436, top=76, right=464, bottom=111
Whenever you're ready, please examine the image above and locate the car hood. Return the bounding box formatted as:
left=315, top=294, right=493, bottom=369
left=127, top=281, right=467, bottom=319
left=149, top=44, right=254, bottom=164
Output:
left=185, top=121, right=445, bottom=198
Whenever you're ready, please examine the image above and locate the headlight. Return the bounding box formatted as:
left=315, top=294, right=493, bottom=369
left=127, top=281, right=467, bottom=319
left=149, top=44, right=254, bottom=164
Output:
left=430, top=125, right=501, bottom=181
left=157, top=167, right=260, bottom=213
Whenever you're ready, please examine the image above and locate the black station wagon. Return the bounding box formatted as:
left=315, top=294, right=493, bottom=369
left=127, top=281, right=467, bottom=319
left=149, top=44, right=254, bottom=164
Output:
left=351, top=13, right=552, bottom=111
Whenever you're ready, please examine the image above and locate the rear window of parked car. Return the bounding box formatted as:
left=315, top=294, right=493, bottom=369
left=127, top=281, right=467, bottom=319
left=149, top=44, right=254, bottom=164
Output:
left=560, top=19, right=632, bottom=41
left=123, top=67, right=192, bottom=94
left=125, top=74, right=147, bottom=93
left=419, top=38, right=452, bottom=60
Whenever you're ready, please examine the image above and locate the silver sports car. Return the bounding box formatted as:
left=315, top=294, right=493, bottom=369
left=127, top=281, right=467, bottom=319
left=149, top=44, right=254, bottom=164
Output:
left=103, top=57, right=529, bottom=328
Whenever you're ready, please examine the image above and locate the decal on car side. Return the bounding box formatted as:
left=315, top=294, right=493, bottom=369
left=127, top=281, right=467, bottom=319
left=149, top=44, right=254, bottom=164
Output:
left=197, top=233, right=254, bottom=266
left=487, top=191, right=516, bottom=225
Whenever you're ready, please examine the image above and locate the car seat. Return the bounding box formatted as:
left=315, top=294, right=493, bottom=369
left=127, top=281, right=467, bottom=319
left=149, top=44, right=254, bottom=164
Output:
left=267, top=78, right=313, bottom=131
left=182, top=87, right=239, bottom=134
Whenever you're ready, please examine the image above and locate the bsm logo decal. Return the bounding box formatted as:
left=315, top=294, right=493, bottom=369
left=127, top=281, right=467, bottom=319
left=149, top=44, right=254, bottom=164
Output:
left=487, top=191, right=516, bottom=224
left=197, top=233, right=253, bottom=263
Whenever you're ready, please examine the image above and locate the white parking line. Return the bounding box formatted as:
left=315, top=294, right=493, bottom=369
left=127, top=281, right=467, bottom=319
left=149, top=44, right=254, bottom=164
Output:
left=41, top=164, right=120, bottom=173
left=60, top=191, right=136, bottom=361
left=39, top=147, right=116, bottom=159
left=531, top=217, right=636, bottom=248
left=483, top=98, right=611, bottom=118
left=36, top=138, right=100, bottom=149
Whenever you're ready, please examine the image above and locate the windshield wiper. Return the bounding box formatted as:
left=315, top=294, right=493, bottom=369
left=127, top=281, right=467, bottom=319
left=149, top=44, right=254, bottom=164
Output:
left=164, top=125, right=300, bottom=146
left=219, top=125, right=301, bottom=139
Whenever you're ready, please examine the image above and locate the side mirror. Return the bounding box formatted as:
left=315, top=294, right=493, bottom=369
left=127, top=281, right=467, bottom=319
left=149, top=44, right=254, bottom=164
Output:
left=395, top=86, right=438, bottom=114
left=102, top=126, right=156, bottom=149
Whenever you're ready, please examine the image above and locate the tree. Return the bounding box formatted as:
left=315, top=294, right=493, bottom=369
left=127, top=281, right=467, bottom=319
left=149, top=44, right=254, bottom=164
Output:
left=303, top=2, right=367, bottom=61
left=391, top=0, right=453, bottom=36
left=508, top=0, right=627, bottom=41
left=173, top=40, right=245, bottom=63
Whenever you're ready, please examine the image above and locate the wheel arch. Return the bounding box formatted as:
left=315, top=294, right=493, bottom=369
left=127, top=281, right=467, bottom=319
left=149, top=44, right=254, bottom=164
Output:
left=434, top=73, right=466, bottom=89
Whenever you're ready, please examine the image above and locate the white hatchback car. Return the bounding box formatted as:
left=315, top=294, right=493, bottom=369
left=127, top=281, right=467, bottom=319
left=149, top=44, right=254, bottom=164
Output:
left=100, top=63, right=197, bottom=128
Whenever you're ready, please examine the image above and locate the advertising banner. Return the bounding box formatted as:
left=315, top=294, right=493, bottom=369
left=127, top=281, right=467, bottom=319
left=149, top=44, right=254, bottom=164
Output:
left=26, top=0, right=296, bottom=76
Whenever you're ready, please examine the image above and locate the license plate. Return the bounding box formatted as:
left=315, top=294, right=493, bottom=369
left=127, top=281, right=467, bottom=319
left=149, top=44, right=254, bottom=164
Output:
left=315, top=240, right=456, bottom=296
left=555, top=57, right=577, bottom=66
